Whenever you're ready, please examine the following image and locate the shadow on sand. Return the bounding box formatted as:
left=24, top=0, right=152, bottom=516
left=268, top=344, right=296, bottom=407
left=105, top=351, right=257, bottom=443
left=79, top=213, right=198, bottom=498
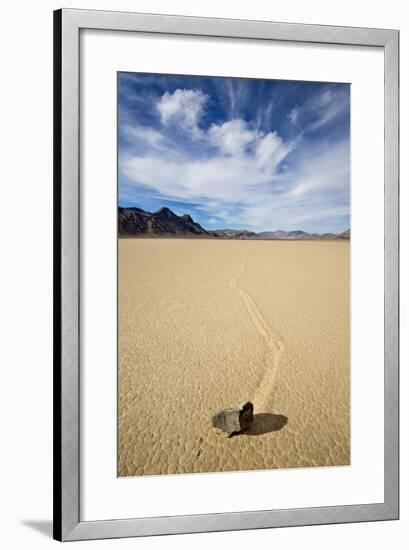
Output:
left=245, top=413, right=288, bottom=436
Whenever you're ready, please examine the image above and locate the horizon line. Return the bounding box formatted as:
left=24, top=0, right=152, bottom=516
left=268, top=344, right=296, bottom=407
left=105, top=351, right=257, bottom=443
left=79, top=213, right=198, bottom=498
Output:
left=118, top=205, right=349, bottom=235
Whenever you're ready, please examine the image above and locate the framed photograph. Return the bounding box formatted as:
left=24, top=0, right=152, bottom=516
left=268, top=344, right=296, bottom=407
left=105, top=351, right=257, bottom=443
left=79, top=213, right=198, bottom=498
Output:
left=54, top=8, right=399, bottom=541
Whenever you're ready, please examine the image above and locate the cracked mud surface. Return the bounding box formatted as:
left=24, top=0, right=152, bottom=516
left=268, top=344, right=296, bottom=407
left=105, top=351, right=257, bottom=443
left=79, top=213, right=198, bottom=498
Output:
left=118, top=239, right=350, bottom=476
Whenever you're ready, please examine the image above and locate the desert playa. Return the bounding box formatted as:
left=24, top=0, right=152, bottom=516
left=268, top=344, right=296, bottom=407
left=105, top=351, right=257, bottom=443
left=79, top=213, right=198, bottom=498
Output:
left=118, top=238, right=350, bottom=476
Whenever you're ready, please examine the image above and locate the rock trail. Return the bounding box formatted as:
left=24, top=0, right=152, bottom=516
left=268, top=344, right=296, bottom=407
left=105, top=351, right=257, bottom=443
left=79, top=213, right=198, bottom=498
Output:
left=228, top=262, right=285, bottom=411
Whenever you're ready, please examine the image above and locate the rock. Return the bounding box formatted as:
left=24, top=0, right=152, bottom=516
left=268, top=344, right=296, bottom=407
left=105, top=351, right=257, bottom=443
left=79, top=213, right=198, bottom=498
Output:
left=211, top=401, right=254, bottom=436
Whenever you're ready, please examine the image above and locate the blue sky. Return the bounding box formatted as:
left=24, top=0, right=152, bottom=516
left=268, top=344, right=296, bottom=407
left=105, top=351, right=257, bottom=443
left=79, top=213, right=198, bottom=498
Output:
left=118, top=72, right=350, bottom=233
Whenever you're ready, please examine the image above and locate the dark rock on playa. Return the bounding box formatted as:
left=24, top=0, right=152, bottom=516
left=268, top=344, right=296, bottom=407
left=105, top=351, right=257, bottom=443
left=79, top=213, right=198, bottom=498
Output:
left=211, top=401, right=254, bottom=436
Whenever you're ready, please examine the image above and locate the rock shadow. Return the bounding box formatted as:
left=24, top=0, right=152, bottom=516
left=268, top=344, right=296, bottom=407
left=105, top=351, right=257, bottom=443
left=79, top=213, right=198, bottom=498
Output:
left=245, top=413, right=288, bottom=436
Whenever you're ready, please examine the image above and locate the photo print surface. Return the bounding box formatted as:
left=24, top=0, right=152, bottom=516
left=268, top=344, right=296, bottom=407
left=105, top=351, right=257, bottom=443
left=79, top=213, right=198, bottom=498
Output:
left=117, top=72, right=350, bottom=477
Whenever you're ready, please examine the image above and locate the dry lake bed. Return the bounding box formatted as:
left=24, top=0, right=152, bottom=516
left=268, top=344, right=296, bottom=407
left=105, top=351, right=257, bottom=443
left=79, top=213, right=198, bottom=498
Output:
left=118, top=239, right=350, bottom=476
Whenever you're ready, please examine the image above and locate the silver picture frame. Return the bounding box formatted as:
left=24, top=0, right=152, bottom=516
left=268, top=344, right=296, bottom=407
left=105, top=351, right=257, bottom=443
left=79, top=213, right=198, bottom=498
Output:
left=53, top=8, right=399, bottom=541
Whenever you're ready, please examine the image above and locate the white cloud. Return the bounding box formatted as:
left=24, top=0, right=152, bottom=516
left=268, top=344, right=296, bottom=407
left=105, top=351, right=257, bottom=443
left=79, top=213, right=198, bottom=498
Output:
left=255, top=132, right=293, bottom=171
left=286, top=88, right=349, bottom=134
left=219, top=79, right=249, bottom=118
left=307, top=88, right=349, bottom=131
left=310, top=94, right=348, bottom=130
left=287, top=141, right=349, bottom=198
left=173, top=107, right=295, bottom=171
left=123, top=154, right=277, bottom=205
left=208, top=119, right=258, bottom=155
left=157, top=89, right=208, bottom=136
left=123, top=124, right=165, bottom=147
left=287, top=107, right=299, bottom=125
left=225, top=79, right=236, bottom=117
left=122, top=133, right=349, bottom=233
left=123, top=104, right=295, bottom=210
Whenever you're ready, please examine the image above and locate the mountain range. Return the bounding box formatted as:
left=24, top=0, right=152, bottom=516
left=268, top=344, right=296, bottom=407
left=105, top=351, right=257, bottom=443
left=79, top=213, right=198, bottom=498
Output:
left=118, top=206, right=208, bottom=236
left=118, top=206, right=350, bottom=240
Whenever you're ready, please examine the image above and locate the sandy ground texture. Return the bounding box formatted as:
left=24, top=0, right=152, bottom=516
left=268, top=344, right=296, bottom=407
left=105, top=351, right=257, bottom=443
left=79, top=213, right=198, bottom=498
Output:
left=118, top=239, right=350, bottom=476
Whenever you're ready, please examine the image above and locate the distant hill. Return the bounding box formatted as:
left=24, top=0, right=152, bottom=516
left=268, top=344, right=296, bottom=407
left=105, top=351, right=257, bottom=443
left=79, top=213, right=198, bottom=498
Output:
left=213, top=229, right=260, bottom=239
left=258, top=229, right=342, bottom=239
left=336, top=229, right=351, bottom=239
left=118, top=206, right=209, bottom=236
left=118, top=206, right=350, bottom=240
left=257, top=230, right=327, bottom=239
left=258, top=230, right=288, bottom=239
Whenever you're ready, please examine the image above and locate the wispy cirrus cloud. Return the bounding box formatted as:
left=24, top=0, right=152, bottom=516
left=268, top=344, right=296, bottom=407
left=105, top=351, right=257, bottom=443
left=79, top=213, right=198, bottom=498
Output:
left=288, top=87, right=350, bottom=133
left=287, top=106, right=299, bottom=125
